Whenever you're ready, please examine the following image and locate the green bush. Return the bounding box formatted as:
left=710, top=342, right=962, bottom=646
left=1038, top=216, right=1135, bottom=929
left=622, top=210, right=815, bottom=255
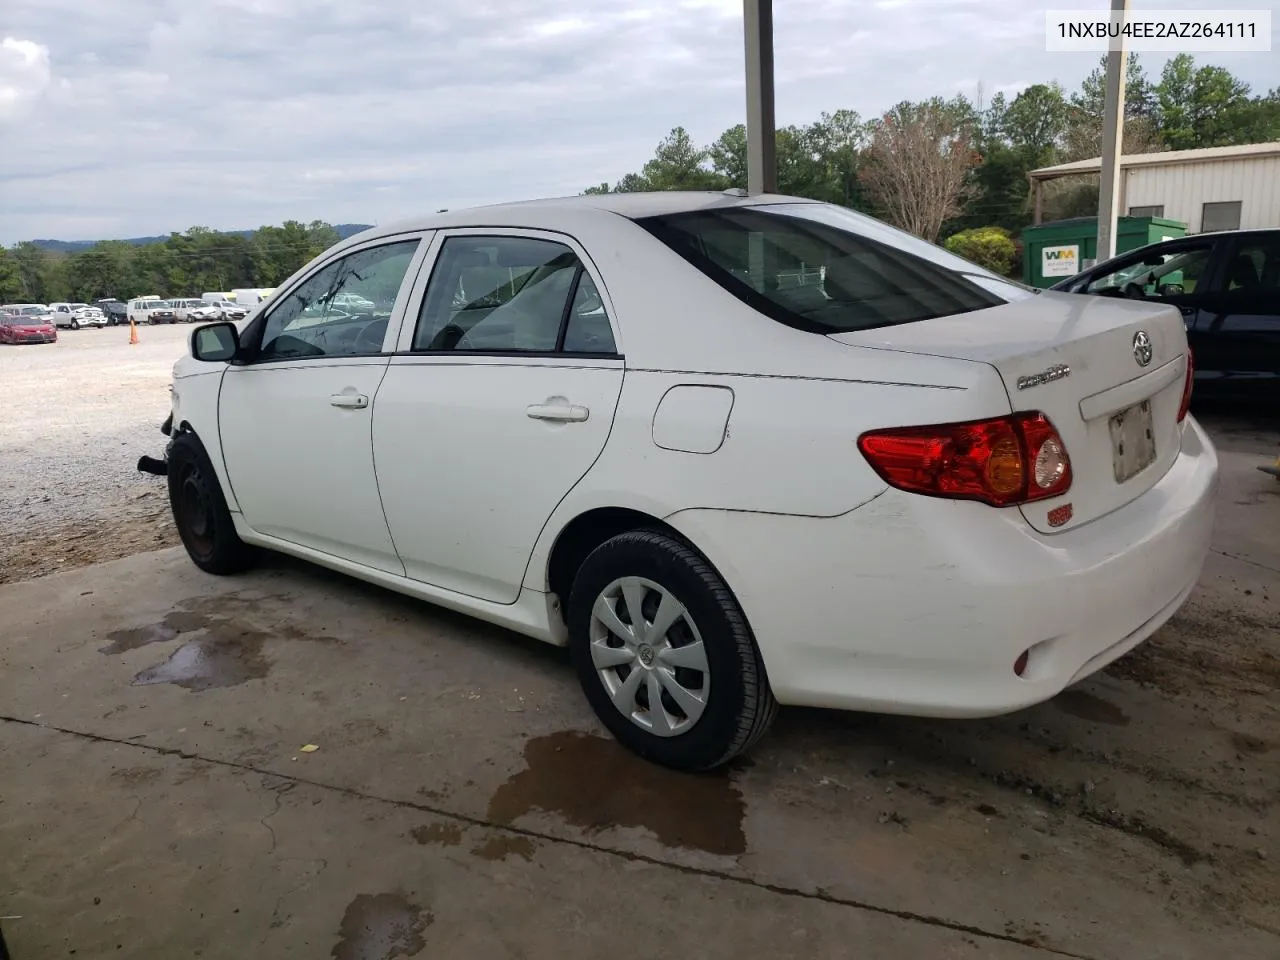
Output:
left=943, top=227, right=1017, bottom=277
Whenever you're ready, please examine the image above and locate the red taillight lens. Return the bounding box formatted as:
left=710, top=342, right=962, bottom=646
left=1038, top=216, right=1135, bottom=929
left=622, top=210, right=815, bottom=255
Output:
left=1177, top=349, right=1194, bottom=423
left=858, top=412, right=1072, bottom=507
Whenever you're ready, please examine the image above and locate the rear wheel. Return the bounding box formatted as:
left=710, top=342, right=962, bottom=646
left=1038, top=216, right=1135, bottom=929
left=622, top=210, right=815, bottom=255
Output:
left=568, top=529, right=777, bottom=771
left=167, top=432, right=258, bottom=575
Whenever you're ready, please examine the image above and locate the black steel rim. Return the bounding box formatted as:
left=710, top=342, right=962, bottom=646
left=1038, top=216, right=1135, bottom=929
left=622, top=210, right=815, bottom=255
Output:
left=178, top=463, right=215, bottom=555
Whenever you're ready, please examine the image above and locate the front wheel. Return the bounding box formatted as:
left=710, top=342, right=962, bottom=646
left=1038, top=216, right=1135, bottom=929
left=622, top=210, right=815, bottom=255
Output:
left=568, top=529, right=777, bottom=771
left=70, top=319, right=79, bottom=330
left=166, top=432, right=258, bottom=575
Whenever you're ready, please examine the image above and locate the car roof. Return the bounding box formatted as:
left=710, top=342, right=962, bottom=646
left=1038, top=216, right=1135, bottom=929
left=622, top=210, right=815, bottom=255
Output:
left=346, top=191, right=819, bottom=245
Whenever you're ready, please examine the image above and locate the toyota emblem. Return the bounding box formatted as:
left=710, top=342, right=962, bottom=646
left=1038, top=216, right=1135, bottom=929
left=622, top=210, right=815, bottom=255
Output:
left=1132, top=330, right=1153, bottom=367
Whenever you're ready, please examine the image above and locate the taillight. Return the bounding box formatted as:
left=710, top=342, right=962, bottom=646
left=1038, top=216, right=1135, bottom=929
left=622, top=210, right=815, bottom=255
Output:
left=1177, top=349, right=1194, bottom=423
left=858, top=412, right=1072, bottom=507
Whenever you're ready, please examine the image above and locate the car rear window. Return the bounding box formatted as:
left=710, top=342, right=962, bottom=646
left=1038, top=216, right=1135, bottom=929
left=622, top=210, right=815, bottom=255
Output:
left=637, top=202, right=1019, bottom=334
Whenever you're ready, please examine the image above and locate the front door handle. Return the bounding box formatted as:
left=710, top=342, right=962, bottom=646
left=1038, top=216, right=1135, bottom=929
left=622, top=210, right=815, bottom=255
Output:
left=526, top=401, right=589, bottom=422
left=330, top=393, right=369, bottom=409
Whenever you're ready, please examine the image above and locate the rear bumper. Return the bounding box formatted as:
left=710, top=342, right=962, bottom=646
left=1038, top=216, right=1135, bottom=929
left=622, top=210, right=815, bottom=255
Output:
left=667, top=415, right=1219, bottom=717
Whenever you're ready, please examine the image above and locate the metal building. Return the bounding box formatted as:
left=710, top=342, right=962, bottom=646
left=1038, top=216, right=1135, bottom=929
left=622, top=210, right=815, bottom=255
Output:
left=1029, top=142, right=1280, bottom=234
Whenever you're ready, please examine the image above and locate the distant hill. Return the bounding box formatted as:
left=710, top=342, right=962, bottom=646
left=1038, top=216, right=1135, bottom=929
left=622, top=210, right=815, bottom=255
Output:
left=27, top=224, right=374, bottom=253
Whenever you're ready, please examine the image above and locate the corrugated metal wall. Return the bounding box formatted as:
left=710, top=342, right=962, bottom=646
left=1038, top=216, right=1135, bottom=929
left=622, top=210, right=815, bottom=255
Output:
left=1122, top=156, right=1280, bottom=232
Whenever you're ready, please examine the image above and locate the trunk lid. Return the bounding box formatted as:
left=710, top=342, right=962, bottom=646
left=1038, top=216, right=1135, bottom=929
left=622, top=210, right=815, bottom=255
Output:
left=831, top=291, right=1190, bottom=533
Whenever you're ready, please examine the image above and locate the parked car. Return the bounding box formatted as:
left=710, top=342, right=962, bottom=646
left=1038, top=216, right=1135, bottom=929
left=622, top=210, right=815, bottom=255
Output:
left=48, top=302, right=104, bottom=328
left=1, top=303, right=56, bottom=326
left=330, top=291, right=376, bottom=311
left=69, top=303, right=107, bottom=328
left=127, top=297, right=162, bottom=325
left=146, top=301, right=178, bottom=324
left=145, top=191, right=1217, bottom=771
left=1050, top=229, right=1280, bottom=401
left=171, top=299, right=222, bottom=323
left=0, top=308, right=57, bottom=344
left=97, top=299, right=129, bottom=325
left=207, top=300, right=248, bottom=321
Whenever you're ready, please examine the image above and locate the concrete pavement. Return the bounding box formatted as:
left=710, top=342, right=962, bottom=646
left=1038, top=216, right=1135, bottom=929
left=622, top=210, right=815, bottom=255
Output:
left=1, top=419, right=1277, bottom=960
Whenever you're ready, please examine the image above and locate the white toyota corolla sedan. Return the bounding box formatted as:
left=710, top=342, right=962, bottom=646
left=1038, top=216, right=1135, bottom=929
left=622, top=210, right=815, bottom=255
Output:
left=145, top=191, right=1218, bottom=771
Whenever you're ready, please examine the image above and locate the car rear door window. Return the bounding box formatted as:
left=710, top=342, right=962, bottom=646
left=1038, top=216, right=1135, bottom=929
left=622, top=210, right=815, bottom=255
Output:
left=411, top=235, right=615, bottom=354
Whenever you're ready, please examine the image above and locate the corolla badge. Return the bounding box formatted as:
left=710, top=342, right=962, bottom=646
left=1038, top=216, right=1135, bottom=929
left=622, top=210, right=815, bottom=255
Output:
left=1132, top=330, right=1153, bottom=367
left=1017, top=363, right=1071, bottom=391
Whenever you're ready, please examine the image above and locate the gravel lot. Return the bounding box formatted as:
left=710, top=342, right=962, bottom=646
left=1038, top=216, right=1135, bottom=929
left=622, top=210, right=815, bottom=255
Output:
left=0, top=324, right=187, bottom=583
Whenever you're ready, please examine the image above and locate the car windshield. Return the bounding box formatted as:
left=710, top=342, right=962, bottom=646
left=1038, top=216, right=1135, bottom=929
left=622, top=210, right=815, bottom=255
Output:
left=637, top=202, right=1031, bottom=334
left=19, top=306, right=47, bottom=316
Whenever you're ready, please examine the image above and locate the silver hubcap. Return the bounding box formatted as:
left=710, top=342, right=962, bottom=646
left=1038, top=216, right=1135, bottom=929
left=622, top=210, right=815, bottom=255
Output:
left=589, top=576, right=709, bottom=738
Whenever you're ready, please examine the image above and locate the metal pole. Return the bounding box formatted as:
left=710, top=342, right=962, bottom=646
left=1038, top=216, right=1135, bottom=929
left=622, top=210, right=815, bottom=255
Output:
left=1097, top=0, right=1129, bottom=263
left=744, top=0, right=777, bottom=195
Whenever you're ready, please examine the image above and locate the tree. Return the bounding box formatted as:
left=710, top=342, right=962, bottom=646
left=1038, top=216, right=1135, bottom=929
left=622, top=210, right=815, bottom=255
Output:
left=1003, top=83, right=1070, bottom=165
left=859, top=98, right=980, bottom=241
left=943, top=226, right=1017, bottom=276
left=0, top=248, right=21, bottom=301
left=8, top=242, right=50, bottom=301
left=707, top=124, right=748, bottom=188
left=1155, top=54, right=1271, bottom=150
left=1073, top=54, right=1155, bottom=121
left=643, top=127, right=724, bottom=190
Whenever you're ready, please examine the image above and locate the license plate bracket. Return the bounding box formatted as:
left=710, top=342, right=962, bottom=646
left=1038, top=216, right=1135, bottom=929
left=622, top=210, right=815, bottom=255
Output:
left=1109, top=399, right=1156, bottom=483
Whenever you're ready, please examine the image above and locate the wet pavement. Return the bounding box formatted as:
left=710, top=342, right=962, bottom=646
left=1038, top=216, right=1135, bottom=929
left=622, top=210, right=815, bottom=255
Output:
left=0, top=416, right=1277, bottom=960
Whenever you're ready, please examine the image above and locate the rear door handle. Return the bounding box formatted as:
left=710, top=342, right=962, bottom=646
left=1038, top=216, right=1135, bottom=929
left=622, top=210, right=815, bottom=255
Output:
left=329, top=393, right=369, bottom=409
left=526, top=401, right=589, bottom=422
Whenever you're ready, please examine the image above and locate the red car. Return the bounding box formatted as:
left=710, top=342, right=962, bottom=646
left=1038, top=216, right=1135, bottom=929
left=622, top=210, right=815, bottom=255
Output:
left=0, top=309, right=58, bottom=344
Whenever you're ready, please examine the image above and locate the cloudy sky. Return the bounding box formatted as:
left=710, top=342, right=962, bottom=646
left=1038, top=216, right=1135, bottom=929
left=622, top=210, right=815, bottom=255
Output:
left=1, top=0, right=1277, bottom=244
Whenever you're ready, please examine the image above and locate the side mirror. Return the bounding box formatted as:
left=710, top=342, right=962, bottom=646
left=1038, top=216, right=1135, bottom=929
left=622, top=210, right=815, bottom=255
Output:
left=191, top=321, right=239, bottom=362
left=1157, top=283, right=1185, bottom=297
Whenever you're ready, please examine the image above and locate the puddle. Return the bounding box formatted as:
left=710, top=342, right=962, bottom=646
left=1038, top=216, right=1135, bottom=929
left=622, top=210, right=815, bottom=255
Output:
left=410, top=823, right=462, bottom=846
left=331, top=893, right=430, bottom=960
left=487, top=731, right=747, bottom=856
left=99, top=615, right=205, bottom=654
left=471, top=835, right=537, bottom=862
left=100, top=593, right=328, bottom=692
left=133, top=634, right=269, bottom=691
left=1052, top=689, right=1130, bottom=727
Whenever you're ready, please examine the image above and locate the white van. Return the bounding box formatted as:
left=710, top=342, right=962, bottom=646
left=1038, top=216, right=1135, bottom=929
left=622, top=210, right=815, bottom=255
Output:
left=230, top=288, right=276, bottom=310
left=127, top=296, right=163, bottom=325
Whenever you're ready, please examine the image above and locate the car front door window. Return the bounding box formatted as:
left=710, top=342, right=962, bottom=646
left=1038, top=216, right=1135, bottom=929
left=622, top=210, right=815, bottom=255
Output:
left=1086, top=245, right=1215, bottom=300
left=257, top=240, right=419, bottom=361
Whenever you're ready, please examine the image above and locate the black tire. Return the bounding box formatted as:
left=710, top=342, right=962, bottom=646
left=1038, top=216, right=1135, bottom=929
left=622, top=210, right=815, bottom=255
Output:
left=166, top=432, right=258, bottom=575
left=567, top=529, right=778, bottom=772
left=70, top=319, right=79, bottom=330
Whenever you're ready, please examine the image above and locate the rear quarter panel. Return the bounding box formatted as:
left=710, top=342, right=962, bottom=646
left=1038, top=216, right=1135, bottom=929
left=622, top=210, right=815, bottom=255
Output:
left=522, top=355, right=1012, bottom=591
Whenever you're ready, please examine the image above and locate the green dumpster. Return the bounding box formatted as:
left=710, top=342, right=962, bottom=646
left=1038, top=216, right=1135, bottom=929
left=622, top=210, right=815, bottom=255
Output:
left=1022, top=216, right=1187, bottom=289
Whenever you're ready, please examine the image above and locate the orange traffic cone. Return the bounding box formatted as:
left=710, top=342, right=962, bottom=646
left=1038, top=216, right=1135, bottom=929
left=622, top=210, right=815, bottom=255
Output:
left=129, top=318, right=138, bottom=345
